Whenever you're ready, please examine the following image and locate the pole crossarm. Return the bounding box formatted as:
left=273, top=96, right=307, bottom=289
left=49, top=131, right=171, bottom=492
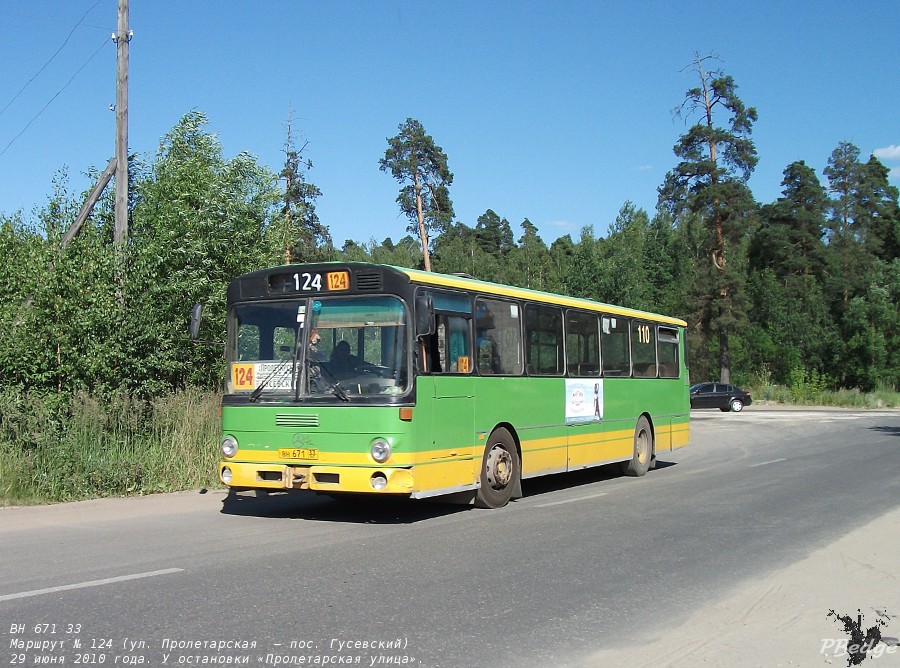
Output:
left=63, top=156, right=117, bottom=249
left=14, top=156, right=117, bottom=324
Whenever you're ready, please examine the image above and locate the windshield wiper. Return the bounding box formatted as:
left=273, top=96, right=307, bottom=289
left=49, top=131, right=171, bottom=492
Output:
left=306, top=357, right=350, bottom=402
left=313, top=361, right=350, bottom=402
left=248, top=358, right=293, bottom=402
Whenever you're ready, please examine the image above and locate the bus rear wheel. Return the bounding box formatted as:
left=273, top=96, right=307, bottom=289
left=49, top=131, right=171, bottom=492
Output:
left=622, top=416, right=652, bottom=477
left=475, top=428, right=520, bottom=509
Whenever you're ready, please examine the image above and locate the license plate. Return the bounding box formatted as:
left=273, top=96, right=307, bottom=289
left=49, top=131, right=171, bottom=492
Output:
left=279, top=448, right=319, bottom=461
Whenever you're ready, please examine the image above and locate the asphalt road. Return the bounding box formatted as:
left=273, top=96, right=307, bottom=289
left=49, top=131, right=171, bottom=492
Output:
left=1, top=407, right=898, bottom=668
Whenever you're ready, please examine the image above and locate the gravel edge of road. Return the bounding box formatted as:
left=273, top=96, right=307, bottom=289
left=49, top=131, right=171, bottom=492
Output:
left=580, top=503, right=900, bottom=667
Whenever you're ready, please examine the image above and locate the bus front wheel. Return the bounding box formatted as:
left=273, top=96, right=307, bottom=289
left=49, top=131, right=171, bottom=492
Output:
left=475, top=428, right=520, bottom=509
left=622, top=416, right=653, bottom=477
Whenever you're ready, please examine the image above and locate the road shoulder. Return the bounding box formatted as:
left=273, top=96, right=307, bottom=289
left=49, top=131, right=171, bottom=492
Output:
left=581, top=504, right=900, bottom=667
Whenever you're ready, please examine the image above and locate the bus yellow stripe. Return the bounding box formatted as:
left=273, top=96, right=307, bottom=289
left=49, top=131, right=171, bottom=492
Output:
left=226, top=419, right=690, bottom=489
left=399, top=267, right=687, bottom=327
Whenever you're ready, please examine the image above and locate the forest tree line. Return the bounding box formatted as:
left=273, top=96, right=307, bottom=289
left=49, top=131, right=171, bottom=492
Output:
left=1, top=61, right=898, bottom=406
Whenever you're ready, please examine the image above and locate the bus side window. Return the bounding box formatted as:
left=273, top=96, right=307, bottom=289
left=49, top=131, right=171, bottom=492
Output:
left=426, top=331, right=442, bottom=373
left=475, top=298, right=523, bottom=376
left=524, top=304, right=564, bottom=375
left=435, top=315, right=471, bottom=374
left=601, top=316, right=631, bottom=376
left=658, top=327, right=680, bottom=378
left=476, top=337, right=493, bottom=372
left=237, top=323, right=260, bottom=361
left=631, top=321, right=657, bottom=378
left=566, top=310, right=600, bottom=377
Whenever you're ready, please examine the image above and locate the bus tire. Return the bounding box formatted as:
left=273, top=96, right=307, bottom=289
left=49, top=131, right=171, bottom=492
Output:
left=475, top=427, right=520, bottom=509
left=622, top=416, right=652, bottom=477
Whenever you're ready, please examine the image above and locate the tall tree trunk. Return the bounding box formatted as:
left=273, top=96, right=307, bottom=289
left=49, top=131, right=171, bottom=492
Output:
left=283, top=168, right=293, bottom=266
left=717, top=277, right=732, bottom=383
left=718, top=324, right=730, bottom=384
left=414, top=172, right=432, bottom=272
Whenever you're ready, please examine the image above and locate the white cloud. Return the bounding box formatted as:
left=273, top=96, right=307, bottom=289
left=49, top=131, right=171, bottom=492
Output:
left=546, top=219, right=577, bottom=233
left=890, top=166, right=900, bottom=181
left=873, top=144, right=900, bottom=161
left=632, top=164, right=654, bottom=172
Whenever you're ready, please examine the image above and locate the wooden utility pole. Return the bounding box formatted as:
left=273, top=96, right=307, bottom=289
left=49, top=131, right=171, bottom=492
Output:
left=16, top=3, right=132, bottom=322
left=114, top=0, right=130, bottom=247
left=66, top=157, right=118, bottom=248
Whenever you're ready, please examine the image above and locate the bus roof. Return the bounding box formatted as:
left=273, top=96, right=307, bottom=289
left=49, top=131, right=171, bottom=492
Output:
left=395, top=266, right=688, bottom=328
left=229, top=262, right=687, bottom=328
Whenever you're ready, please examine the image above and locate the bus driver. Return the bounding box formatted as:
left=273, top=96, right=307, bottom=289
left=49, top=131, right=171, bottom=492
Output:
left=330, top=340, right=361, bottom=378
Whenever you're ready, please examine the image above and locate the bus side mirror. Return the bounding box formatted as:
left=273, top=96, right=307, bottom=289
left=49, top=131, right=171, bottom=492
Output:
left=189, top=304, right=202, bottom=340
left=415, top=294, right=435, bottom=337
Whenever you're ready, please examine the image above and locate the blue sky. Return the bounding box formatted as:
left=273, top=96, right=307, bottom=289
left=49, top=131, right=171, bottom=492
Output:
left=1, top=1, right=898, bottom=248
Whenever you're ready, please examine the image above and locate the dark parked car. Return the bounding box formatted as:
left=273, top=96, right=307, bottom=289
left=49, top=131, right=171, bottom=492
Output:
left=690, top=383, right=752, bottom=412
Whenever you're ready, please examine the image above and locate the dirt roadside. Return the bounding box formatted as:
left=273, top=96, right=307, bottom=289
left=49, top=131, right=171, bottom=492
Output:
left=580, top=504, right=900, bottom=667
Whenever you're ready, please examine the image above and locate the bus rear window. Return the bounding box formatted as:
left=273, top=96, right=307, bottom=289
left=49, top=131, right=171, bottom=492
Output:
left=658, top=327, right=680, bottom=378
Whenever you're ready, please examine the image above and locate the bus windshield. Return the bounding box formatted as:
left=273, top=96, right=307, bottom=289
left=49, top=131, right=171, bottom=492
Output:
left=227, top=295, right=410, bottom=399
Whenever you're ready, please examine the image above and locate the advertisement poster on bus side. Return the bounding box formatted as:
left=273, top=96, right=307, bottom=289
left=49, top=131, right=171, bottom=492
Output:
left=566, top=379, right=603, bottom=423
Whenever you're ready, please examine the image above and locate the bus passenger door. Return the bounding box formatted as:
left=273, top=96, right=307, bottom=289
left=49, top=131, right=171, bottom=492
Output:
left=430, top=376, right=475, bottom=454
left=416, top=316, right=476, bottom=493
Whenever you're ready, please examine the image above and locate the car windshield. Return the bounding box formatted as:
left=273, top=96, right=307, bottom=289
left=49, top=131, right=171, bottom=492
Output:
left=227, top=296, right=410, bottom=399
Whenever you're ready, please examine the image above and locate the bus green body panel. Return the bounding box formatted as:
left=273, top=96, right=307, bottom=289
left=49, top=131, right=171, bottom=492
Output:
left=220, top=404, right=416, bottom=494
left=216, top=262, right=690, bottom=501
left=462, top=376, right=689, bottom=478
left=219, top=375, right=689, bottom=498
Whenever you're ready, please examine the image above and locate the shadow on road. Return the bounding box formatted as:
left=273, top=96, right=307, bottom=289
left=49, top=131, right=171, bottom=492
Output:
left=521, top=459, right=677, bottom=498
left=220, top=488, right=468, bottom=524
left=220, top=458, right=678, bottom=522
left=870, top=425, right=900, bottom=438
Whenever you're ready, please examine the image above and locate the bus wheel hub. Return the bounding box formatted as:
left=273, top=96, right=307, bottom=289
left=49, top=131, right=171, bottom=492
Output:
left=486, top=445, right=512, bottom=489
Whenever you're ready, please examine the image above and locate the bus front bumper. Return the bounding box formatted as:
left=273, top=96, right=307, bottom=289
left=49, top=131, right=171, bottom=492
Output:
left=219, top=461, right=415, bottom=495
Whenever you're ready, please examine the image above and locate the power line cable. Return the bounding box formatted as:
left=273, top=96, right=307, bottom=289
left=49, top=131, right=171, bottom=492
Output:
left=0, top=35, right=111, bottom=160
left=0, top=0, right=104, bottom=117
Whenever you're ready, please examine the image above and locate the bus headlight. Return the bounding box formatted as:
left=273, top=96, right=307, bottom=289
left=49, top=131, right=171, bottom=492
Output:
left=221, top=436, right=238, bottom=458
left=221, top=466, right=233, bottom=484
left=370, top=438, right=391, bottom=463
left=370, top=472, right=388, bottom=490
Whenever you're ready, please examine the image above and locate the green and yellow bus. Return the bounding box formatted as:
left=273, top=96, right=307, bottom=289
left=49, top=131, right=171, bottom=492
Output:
left=215, top=262, right=689, bottom=508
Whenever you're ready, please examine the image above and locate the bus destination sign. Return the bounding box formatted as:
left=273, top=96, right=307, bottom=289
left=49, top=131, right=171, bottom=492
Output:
left=269, top=270, right=350, bottom=294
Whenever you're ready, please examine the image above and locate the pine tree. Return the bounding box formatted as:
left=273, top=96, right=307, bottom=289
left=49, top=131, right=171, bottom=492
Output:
left=277, top=113, right=330, bottom=264
left=379, top=118, right=454, bottom=272
left=512, top=219, right=551, bottom=290
left=751, top=160, right=827, bottom=278
left=659, top=54, right=758, bottom=383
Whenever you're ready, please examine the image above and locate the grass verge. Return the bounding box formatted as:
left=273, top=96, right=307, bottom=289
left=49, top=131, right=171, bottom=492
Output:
left=747, top=381, right=900, bottom=409
left=0, top=388, right=221, bottom=505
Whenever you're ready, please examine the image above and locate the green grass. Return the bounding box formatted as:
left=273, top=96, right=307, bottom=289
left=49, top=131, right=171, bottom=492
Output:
left=0, top=388, right=222, bottom=505
left=748, top=380, right=900, bottom=409
left=2, top=379, right=896, bottom=506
